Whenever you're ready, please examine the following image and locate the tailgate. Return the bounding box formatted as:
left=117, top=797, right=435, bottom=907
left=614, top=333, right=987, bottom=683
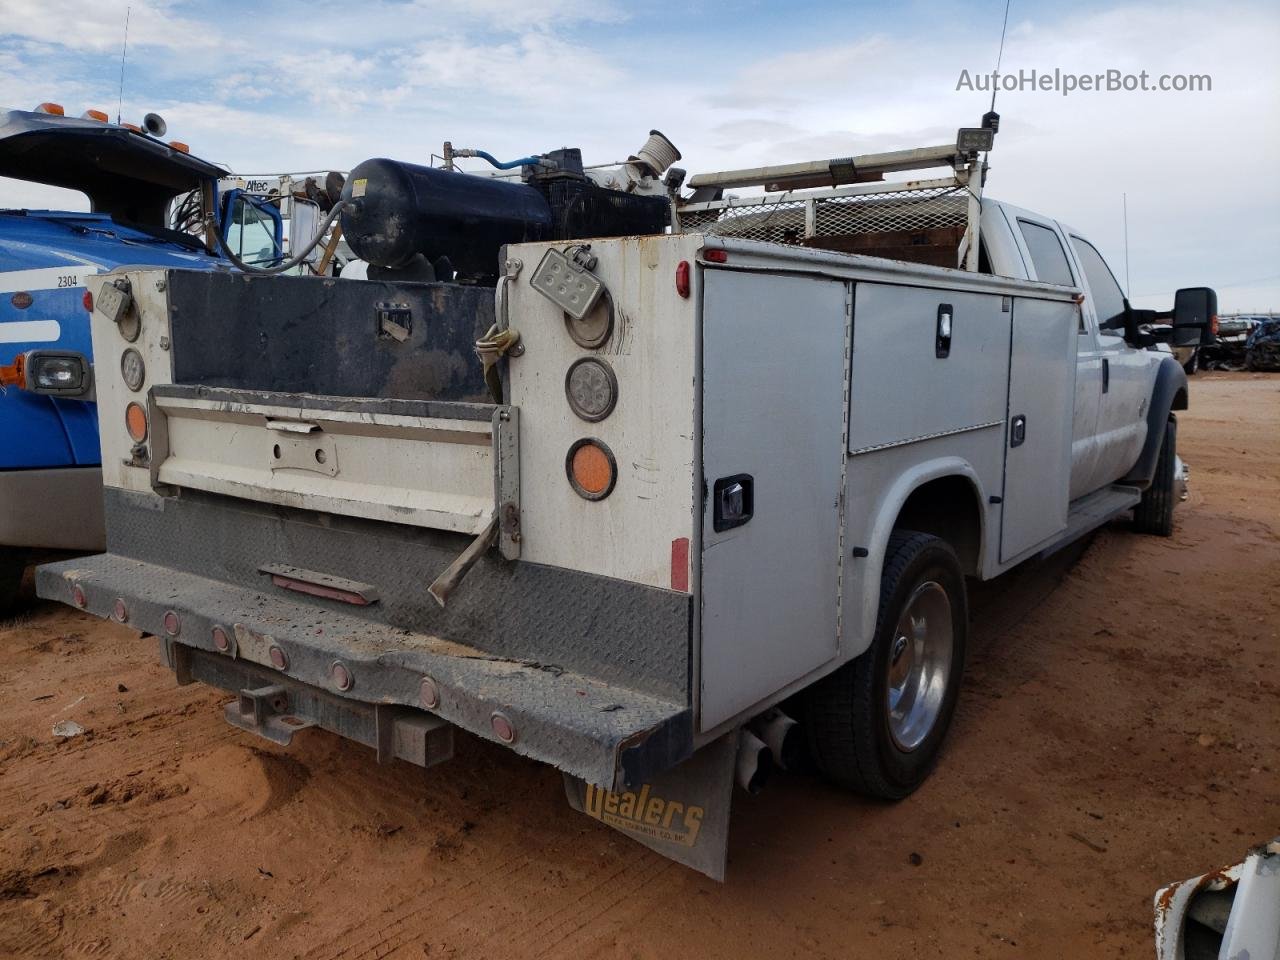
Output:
left=147, top=384, right=519, bottom=554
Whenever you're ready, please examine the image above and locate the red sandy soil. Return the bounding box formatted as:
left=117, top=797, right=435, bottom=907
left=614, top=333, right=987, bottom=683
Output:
left=1, top=372, right=1276, bottom=959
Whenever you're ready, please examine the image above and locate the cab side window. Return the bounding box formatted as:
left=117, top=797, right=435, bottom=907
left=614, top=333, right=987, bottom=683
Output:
left=1070, top=237, right=1127, bottom=333
left=1017, top=219, right=1075, bottom=286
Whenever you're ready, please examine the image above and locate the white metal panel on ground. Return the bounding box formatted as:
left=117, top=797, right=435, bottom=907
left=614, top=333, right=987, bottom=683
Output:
left=699, top=269, right=847, bottom=731
left=999, top=296, right=1078, bottom=562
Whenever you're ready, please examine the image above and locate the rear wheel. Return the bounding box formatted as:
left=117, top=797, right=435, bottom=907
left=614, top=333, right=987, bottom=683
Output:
left=804, top=531, right=967, bottom=799
left=1133, top=418, right=1177, bottom=536
left=0, top=548, right=27, bottom=617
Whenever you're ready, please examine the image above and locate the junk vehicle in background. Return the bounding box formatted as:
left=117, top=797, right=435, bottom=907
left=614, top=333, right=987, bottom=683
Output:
left=1244, top=317, right=1280, bottom=371
left=171, top=169, right=352, bottom=277
left=0, top=104, right=228, bottom=612
left=37, top=118, right=1217, bottom=878
left=1199, top=315, right=1262, bottom=370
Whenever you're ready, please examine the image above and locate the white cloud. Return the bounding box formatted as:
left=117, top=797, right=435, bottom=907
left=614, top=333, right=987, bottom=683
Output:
left=0, top=0, right=218, bottom=53
left=1, top=0, right=1277, bottom=308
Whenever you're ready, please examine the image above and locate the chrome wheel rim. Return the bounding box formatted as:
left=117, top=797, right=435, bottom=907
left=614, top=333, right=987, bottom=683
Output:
left=886, top=580, right=953, bottom=752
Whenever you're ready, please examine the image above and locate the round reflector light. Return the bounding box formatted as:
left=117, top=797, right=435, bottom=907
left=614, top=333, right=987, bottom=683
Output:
left=125, top=402, right=147, bottom=442
left=564, top=357, right=618, bottom=422
left=121, top=348, right=145, bottom=392
left=566, top=438, right=617, bottom=500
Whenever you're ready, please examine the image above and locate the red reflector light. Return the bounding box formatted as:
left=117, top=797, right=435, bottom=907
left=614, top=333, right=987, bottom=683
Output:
left=1210, top=315, right=1219, bottom=336
left=491, top=711, right=517, bottom=744
left=82, top=290, right=93, bottom=312
left=704, top=249, right=728, bottom=263
left=670, top=537, right=690, bottom=592
left=675, top=260, right=690, bottom=298
left=212, top=625, right=231, bottom=652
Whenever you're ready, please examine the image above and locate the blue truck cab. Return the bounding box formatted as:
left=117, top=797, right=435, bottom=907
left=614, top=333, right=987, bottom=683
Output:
left=0, top=106, right=228, bottom=610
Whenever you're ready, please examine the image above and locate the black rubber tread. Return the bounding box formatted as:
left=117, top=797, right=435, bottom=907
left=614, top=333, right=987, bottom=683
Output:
left=0, top=549, right=26, bottom=617
left=803, top=530, right=967, bottom=800
left=1133, top=418, right=1176, bottom=536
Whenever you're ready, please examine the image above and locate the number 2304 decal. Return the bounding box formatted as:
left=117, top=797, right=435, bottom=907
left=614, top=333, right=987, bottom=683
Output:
left=56, top=274, right=80, bottom=288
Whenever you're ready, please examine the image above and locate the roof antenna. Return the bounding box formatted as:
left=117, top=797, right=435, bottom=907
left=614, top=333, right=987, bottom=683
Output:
left=978, top=0, right=1012, bottom=178
left=116, top=6, right=131, bottom=125
left=990, top=0, right=1012, bottom=115
left=1123, top=192, right=1131, bottom=297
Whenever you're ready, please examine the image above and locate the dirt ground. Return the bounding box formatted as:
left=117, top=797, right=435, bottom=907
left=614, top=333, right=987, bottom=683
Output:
left=1, top=373, right=1276, bottom=959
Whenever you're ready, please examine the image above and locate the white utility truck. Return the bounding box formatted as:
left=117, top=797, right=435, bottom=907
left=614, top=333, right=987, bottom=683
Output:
left=38, top=122, right=1215, bottom=878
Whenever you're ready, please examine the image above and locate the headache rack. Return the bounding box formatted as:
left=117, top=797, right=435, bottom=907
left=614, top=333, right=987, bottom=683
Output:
left=675, top=138, right=989, bottom=271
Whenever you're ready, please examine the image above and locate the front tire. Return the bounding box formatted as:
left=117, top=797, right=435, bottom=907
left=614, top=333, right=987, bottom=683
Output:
left=804, top=531, right=967, bottom=799
left=1133, top=418, right=1177, bottom=536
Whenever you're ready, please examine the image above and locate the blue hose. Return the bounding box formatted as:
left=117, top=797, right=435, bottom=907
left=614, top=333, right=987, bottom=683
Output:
left=472, top=151, right=543, bottom=170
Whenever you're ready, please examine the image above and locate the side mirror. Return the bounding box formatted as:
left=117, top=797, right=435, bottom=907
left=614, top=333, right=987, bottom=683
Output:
left=1172, top=287, right=1218, bottom=347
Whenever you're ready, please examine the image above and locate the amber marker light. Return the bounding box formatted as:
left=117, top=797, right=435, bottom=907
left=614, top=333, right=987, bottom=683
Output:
left=125, top=402, right=148, bottom=442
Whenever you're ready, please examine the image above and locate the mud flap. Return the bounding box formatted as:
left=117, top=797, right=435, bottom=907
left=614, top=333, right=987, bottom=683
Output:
left=563, top=731, right=737, bottom=881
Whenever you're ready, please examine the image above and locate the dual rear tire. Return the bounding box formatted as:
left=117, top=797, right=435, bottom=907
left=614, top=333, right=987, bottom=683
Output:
left=804, top=531, right=967, bottom=800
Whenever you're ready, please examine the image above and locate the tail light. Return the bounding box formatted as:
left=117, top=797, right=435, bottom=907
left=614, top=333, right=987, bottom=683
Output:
left=1210, top=315, right=1219, bottom=337
left=675, top=261, right=691, bottom=299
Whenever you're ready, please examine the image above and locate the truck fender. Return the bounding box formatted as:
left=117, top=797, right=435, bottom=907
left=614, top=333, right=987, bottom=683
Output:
left=1121, top=356, right=1188, bottom=490
left=846, top=457, right=987, bottom=659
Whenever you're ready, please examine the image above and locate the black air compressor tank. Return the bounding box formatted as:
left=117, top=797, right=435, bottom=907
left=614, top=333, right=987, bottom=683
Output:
left=340, top=158, right=553, bottom=281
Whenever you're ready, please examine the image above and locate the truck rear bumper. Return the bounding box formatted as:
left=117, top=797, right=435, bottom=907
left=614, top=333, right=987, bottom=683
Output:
left=36, top=553, right=692, bottom=792
left=0, top=466, right=104, bottom=550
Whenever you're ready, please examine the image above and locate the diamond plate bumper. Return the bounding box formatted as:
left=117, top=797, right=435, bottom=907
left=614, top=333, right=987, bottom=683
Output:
left=37, top=553, right=692, bottom=791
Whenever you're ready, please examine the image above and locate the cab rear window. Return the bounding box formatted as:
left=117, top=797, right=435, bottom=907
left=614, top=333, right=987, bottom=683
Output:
left=1016, top=219, right=1075, bottom=286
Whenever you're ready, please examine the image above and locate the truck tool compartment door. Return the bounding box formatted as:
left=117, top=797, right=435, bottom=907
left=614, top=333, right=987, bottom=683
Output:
left=699, top=271, right=847, bottom=731
left=999, top=297, right=1077, bottom=562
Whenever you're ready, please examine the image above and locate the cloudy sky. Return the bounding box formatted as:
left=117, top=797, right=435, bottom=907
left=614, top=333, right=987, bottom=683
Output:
left=2, top=0, right=1278, bottom=310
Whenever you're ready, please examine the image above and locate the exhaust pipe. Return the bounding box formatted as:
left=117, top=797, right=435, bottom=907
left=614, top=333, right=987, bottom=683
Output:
left=736, top=729, right=773, bottom=795
left=751, top=709, right=802, bottom=771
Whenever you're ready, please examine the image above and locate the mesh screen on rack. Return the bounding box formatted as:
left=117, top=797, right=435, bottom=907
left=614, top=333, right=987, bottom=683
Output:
left=678, top=186, right=969, bottom=245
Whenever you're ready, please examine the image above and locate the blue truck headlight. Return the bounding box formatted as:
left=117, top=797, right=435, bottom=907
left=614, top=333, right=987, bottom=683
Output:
left=3, top=350, right=95, bottom=398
